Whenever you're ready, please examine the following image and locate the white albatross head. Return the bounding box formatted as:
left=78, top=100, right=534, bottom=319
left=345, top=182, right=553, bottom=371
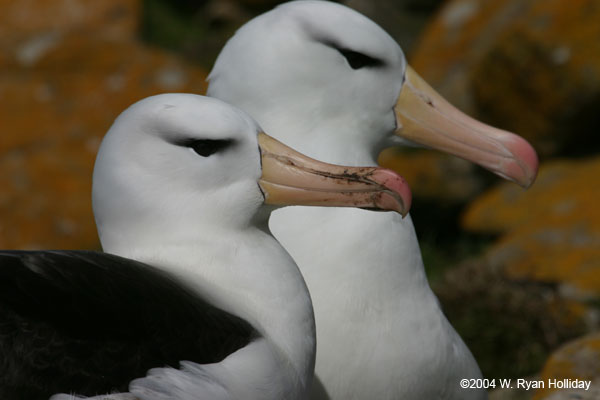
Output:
left=92, top=94, right=411, bottom=252
left=208, top=0, right=538, bottom=186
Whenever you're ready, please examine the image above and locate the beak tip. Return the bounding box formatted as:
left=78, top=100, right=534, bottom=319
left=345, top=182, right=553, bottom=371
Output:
left=521, top=169, right=538, bottom=189
left=507, top=135, right=539, bottom=189
left=371, top=168, right=412, bottom=216
left=518, top=172, right=537, bottom=189
left=400, top=186, right=412, bottom=218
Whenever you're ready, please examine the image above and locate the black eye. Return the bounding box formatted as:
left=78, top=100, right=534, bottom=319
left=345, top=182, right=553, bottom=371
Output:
left=338, top=48, right=384, bottom=70
left=181, top=139, right=234, bottom=157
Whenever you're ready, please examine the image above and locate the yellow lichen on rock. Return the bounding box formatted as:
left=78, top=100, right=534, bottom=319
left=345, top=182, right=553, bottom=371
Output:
left=463, top=158, right=600, bottom=233
left=0, top=0, right=139, bottom=41
left=0, top=3, right=209, bottom=250
left=534, top=333, right=600, bottom=399
left=411, top=0, right=600, bottom=158
left=462, top=157, right=600, bottom=297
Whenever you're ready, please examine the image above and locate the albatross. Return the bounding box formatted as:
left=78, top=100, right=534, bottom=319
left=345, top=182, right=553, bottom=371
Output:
left=0, top=94, right=411, bottom=400
left=207, top=1, right=539, bottom=399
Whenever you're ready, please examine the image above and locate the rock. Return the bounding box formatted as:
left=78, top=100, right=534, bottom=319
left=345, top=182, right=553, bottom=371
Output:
left=2, top=35, right=209, bottom=150
left=411, top=0, right=600, bottom=158
left=539, top=380, right=600, bottom=400
left=461, top=157, right=600, bottom=300
left=434, top=258, right=586, bottom=379
left=0, top=0, right=139, bottom=44
left=534, top=333, right=600, bottom=400
left=1, top=0, right=139, bottom=71
left=462, top=158, right=600, bottom=234
left=0, top=141, right=99, bottom=250
left=0, top=35, right=209, bottom=250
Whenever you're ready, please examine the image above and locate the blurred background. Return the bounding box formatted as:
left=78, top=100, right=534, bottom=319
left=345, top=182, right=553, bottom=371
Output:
left=1, top=0, right=599, bottom=398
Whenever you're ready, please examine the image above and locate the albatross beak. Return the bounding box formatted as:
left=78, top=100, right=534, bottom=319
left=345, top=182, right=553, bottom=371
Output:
left=258, top=132, right=411, bottom=216
left=394, top=65, right=539, bottom=188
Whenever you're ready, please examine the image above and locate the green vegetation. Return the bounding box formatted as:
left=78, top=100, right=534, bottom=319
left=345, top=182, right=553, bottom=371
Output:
left=141, top=0, right=208, bottom=51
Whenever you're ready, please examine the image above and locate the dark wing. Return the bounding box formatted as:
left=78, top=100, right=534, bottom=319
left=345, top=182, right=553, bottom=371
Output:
left=0, top=250, right=256, bottom=400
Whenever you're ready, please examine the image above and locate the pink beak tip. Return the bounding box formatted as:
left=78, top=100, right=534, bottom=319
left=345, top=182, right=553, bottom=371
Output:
left=507, top=135, right=540, bottom=188
left=371, top=168, right=413, bottom=216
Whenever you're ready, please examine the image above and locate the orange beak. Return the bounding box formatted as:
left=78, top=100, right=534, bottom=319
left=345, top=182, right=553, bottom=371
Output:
left=258, top=132, right=411, bottom=216
left=394, top=66, right=538, bottom=188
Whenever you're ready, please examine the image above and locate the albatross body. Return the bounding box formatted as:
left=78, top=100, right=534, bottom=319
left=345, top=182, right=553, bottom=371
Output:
left=0, top=94, right=410, bottom=400
left=207, top=2, right=539, bottom=399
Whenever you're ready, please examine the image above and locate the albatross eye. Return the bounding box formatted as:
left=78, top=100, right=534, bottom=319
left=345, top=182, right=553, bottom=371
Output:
left=337, top=48, right=384, bottom=70
left=185, top=139, right=234, bottom=157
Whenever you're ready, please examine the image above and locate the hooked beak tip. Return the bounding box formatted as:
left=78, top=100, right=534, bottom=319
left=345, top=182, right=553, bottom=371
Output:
left=368, top=168, right=412, bottom=216
left=501, top=135, right=540, bottom=188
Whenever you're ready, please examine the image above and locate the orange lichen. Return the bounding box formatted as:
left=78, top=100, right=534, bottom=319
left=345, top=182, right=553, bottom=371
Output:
left=494, top=230, right=600, bottom=295
left=463, top=158, right=600, bottom=233
left=0, top=7, right=209, bottom=250
left=462, top=157, right=600, bottom=296
left=410, top=0, right=600, bottom=158
left=533, top=332, right=600, bottom=399
left=0, top=0, right=139, bottom=41
left=411, top=0, right=516, bottom=89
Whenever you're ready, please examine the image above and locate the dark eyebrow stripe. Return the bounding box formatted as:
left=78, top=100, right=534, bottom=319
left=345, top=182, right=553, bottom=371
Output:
left=317, top=38, right=386, bottom=68
left=169, top=137, right=234, bottom=149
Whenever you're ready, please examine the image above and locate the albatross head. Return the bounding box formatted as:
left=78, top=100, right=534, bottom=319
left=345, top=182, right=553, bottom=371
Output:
left=208, top=0, right=404, bottom=164
left=92, top=94, right=411, bottom=251
left=208, top=0, right=538, bottom=187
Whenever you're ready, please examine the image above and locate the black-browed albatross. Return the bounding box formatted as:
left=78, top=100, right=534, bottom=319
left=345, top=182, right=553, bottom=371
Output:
left=0, top=94, right=411, bottom=400
left=207, top=1, right=539, bottom=399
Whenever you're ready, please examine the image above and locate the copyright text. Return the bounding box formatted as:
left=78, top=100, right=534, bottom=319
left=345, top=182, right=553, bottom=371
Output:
left=459, top=378, right=592, bottom=391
